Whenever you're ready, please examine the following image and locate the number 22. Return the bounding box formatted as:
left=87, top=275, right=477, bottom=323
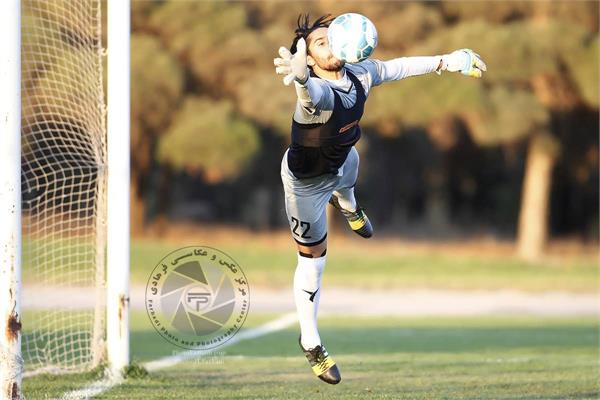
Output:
left=291, top=217, right=311, bottom=239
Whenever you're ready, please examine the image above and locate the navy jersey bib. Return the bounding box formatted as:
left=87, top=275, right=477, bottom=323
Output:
left=287, top=70, right=366, bottom=179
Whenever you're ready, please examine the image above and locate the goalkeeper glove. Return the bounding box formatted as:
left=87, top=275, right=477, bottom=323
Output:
left=438, top=49, right=487, bottom=78
left=273, top=38, right=309, bottom=86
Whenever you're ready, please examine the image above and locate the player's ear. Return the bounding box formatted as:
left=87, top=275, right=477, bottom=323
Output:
left=307, top=54, right=316, bottom=67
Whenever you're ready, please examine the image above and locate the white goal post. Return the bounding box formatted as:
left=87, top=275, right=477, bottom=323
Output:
left=107, top=0, right=131, bottom=376
left=0, top=1, right=23, bottom=398
left=0, top=0, right=131, bottom=395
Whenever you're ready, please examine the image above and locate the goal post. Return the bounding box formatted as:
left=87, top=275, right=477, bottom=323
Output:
left=107, top=0, right=131, bottom=375
left=0, top=1, right=22, bottom=398
left=12, top=0, right=131, bottom=383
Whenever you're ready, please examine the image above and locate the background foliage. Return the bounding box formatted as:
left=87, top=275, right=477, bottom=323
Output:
left=128, top=0, right=598, bottom=242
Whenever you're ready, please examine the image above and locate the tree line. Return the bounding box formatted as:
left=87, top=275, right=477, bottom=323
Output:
left=127, top=1, right=598, bottom=258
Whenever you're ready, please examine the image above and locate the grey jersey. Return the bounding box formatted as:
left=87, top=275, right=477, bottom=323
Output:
left=293, top=56, right=441, bottom=125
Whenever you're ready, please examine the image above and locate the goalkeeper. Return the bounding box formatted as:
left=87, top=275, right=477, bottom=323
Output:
left=274, top=14, right=486, bottom=385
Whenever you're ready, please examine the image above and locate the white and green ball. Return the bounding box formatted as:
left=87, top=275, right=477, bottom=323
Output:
left=327, top=13, right=378, bottom=63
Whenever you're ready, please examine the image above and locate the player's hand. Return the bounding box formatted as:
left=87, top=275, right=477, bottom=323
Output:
left=439, top=49, right=487, bottom=78
left=273, top=38, right=309, bottom=86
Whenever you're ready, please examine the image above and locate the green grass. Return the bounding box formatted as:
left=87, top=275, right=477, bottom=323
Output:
left=23, top=312, right=600, bottom=399
left=20, top=236, right=598, bottom=292
left=131, top=239, right=599, bottom=292
left=19, top=236, right=599, bottom=397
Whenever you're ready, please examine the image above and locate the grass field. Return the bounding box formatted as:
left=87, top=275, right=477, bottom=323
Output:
left=24, top=311, right=599, bottom=399
left=131, top=238, right=599, bottom=292
left=22, top=235, right=598, bottom=292
left=20, top=233, right=599, bottom=398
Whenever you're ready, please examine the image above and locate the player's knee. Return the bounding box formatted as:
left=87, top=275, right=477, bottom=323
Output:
left=298, top=248, right=327, bottom=258
left=297, top=241, right=327, bottom=258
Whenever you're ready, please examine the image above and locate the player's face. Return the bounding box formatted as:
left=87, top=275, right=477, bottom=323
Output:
left=306, top=27, right=344, bottom=72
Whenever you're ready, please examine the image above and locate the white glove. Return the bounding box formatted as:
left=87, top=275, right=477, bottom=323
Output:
left=438, top=48, right=487, bottom=78
left=273, top=38, right=309, bottom=86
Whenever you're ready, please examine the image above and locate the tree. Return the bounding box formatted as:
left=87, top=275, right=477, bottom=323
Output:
left=128, top=1, right=598, bottom=241
left=130, top=33, right=184, bottom=232
left=378, top=16, right=597, bottom=258
left=157, top=97, right=260, bottom=184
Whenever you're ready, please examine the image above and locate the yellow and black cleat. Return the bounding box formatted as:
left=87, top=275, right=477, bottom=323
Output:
left=299, top=337, right=341, bottom=385
left=329, top=194, right=373, bottom=238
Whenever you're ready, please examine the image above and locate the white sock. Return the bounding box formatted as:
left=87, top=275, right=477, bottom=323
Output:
left=334, top=187, right=357, bottom=212
left=293, top=253, right=326, bottom=350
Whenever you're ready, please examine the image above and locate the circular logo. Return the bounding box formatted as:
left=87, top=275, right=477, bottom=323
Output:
left=145, top=246, right=250, bottom=350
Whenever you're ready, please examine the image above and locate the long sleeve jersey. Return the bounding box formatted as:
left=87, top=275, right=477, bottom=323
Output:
left=293, top=56, right=441, bottom=124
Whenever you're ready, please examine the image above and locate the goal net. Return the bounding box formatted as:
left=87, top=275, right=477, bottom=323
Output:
left=21, top=0, right=107, bottom=374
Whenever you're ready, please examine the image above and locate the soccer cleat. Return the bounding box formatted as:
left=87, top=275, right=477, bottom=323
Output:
left=329, top=194, right=373, bottom=238
left=299, top=337, right=341, bottom=385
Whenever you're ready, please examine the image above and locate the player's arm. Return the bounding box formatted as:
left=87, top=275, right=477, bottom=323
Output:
left=367, top=56, right=442, bottom=85
left=273, top=38, right=334, bottom=113
left=367, top=49, right=487, bottom=85
left=293, top=78, right=334, bottom=113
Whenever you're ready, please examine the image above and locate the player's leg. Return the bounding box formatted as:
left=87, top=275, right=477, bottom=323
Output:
left=330, top=146, right=373, bottom=238
left=284, top=196, right=340, bottom=384
left=281, top=150, right=341, bottom=384
left=332, top=185, right=357, bottom=212
left=294, top=238, right=341, bottom=385
left=294, top=238, right=327, bottom=350
left=291, top=218, right=327, bottom=351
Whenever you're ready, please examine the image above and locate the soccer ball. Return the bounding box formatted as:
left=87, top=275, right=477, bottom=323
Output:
left=327, top=13, right=378, bottom=63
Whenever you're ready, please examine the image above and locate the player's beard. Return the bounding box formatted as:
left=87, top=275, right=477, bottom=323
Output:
left=319, top=55, right=345, bottom=72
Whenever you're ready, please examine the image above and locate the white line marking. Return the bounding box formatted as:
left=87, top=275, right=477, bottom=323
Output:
left=144, top=312, right=297, bottom=371
left=57, top=313, right=297, bottom=400
left=58, top=376, right=123, bottom=400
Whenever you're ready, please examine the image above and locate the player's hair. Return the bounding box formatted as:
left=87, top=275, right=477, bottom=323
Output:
left=290, top=14, right=334, bottom=54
